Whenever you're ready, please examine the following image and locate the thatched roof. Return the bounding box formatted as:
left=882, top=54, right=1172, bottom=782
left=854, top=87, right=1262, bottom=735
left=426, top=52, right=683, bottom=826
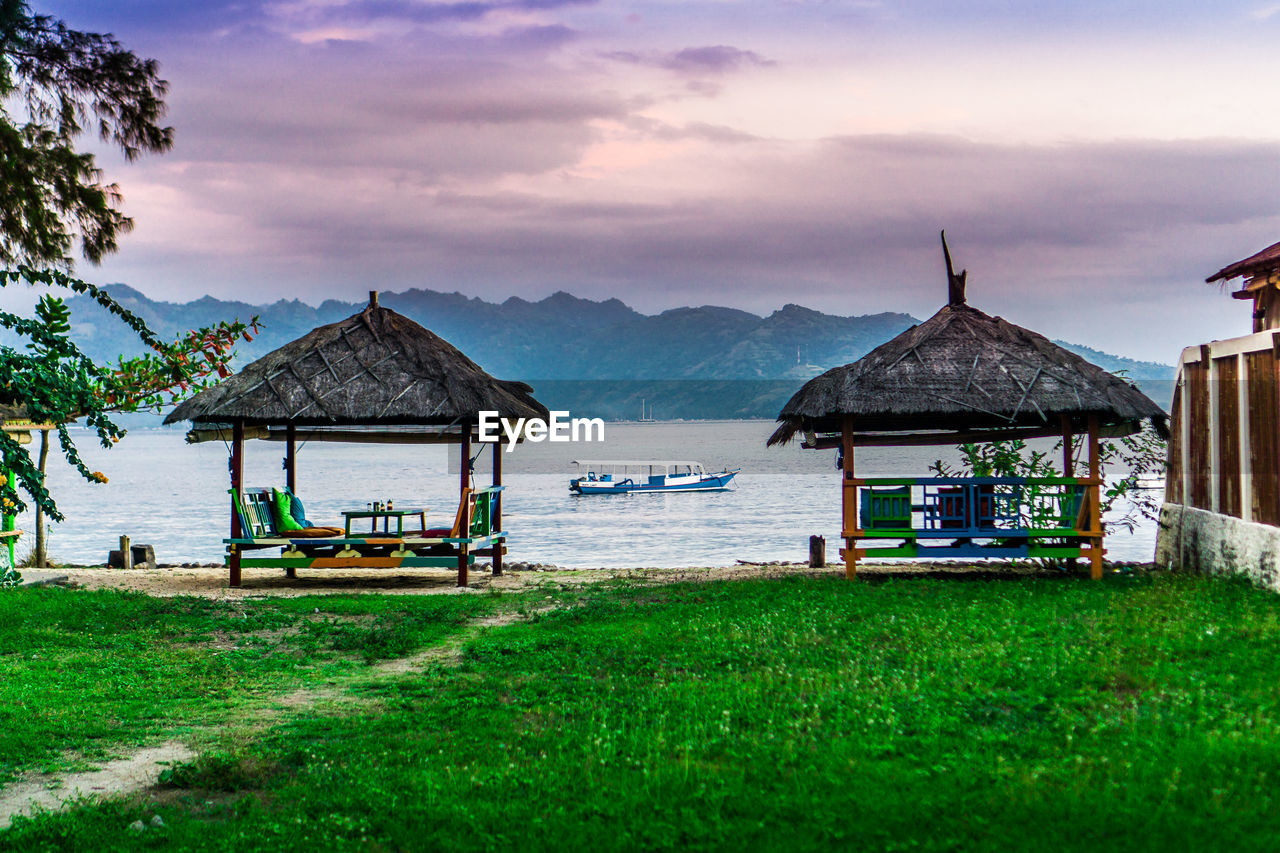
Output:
left=1207, top=239, right=1280, bottom=283
left=165, top=295, right=548, bottom=428
left=769, top=301, right=1166, bottom=446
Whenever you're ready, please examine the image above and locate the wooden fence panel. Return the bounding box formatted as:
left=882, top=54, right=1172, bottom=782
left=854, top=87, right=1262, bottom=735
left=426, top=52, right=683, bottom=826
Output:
left=1186, top=360, right=1211, bottom=511
left=1164, top=382, right=1183, bottom=506
left=1248, top=348, right=1280, bottom=526
left=1216, top=356, right=1241, bottom=518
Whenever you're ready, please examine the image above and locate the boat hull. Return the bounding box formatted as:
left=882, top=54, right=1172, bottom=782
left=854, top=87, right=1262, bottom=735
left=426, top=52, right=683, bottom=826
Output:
left=570, top=471, right=738, bottom=495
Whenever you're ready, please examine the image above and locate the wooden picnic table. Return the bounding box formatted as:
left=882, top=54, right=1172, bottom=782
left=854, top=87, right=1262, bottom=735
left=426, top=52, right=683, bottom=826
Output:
left=341, top=508, right=427, bottom=537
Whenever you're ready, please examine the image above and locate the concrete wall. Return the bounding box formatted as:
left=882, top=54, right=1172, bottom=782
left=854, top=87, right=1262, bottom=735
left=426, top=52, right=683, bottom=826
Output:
left=1157, top=502, right=1280, bottom=590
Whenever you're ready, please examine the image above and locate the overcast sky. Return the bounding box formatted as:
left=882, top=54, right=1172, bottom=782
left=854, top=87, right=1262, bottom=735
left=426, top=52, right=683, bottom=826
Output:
left=33, top=0, right=1280, bottom=362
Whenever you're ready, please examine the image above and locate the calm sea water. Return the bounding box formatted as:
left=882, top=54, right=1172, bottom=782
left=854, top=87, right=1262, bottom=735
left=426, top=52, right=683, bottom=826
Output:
left=17, top=421, right=1158, bottom=567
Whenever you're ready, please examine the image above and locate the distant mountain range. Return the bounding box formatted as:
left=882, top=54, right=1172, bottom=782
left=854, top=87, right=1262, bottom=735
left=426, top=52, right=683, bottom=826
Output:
left=65, top=285, right=1175, bottom=383
left=55, top=286, right=1173, bottom=422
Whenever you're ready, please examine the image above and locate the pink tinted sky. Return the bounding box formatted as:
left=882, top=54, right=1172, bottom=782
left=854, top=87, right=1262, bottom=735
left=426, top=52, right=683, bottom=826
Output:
left=34, top=0, right=1280, bottom=361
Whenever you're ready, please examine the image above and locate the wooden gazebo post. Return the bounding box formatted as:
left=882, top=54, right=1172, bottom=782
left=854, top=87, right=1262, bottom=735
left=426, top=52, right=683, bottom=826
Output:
left=458, top=424, right=471, bottom=587
left=285, top=423, right=296, bottom=493
left=1087, top=414, right=1103, bottom=580
left=1060, top=416, right=1074, bottom=477
left=841, top=415, right=857, bottom=579
left=282, top=424, right=299, bottom=580
left=1060, top=415, right=1078, bottom=574
left=491, top=439, right=503, bottom=576
left=230, top=420, right=244, bottom=588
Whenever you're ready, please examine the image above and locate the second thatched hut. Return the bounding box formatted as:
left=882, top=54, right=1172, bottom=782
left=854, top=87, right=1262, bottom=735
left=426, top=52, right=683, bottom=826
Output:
left=770, top=236, right=1166, bottom=579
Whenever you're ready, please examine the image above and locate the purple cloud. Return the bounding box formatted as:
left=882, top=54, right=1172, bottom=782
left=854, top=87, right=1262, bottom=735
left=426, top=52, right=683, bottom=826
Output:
left=43, top=0, right=1280, bottom=365
left=98, top=131, right=1280, bottom=363
left=603, top=45, right=776, bottom=75
left=662, top=45, right=776, bottom=74
left=303, top=0, right=598, bottom=26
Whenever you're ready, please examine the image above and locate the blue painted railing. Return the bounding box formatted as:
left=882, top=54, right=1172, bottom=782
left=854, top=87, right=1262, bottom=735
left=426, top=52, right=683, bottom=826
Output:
left=846, top=476, right=1098, bottom=559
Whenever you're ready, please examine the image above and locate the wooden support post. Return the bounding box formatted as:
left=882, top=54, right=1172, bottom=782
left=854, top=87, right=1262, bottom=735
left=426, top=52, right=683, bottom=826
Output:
left=841, top=415, right=857, bottom=579
left=285, top=423, right=296, bottom=494
left=809, top=535, right=826, bottom=568
left=1087, top=414, right=1103, bottom=580
left=230, top=420, right=244, bottom=588
left=1060, top=415, right=1077, bottom=573
left=1060, top=415, right=1074, bottom=477
left=457, top=425, right=471, bottom=588
left=491, top=438, right=503, bottom=576
left=119, top=535, right=133, bottom=571
left=283, top=428, right=298, bottom=580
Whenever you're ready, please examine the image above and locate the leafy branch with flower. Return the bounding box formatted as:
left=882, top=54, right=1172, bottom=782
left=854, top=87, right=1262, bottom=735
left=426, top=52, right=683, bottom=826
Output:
left=0, top=3, right=260, bottom=581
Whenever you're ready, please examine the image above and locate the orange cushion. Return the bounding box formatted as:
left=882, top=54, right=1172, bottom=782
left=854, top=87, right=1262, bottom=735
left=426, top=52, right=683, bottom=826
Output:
left=288, top=526, right=345, bottom=538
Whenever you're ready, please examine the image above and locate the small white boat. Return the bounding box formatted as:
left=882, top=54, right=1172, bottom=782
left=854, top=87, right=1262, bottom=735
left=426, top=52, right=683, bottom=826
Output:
left=570, top=460, right=739, bottom=495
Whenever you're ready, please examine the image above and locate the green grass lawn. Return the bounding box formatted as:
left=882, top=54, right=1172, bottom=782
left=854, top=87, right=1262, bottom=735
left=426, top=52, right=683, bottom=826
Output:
left=0, top=587, right=507, bottom=782
left=4, top=572, right=1280, bottom=850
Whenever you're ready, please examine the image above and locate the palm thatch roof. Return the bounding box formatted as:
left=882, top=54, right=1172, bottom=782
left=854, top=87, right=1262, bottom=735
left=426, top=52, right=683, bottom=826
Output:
left=165, top=295, right=548, bottom=429
left=769, top=239, right=1165, bottom=446
left=1206, top=239, right=1280, bottom=283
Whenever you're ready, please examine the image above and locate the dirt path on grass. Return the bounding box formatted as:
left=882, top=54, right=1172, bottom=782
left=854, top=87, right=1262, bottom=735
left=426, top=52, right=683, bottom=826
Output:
left=0, top=742, right=195, bottom=830
left=268, top=611, right=531, bottom=712
left=0, top=610, right=541, bottom=829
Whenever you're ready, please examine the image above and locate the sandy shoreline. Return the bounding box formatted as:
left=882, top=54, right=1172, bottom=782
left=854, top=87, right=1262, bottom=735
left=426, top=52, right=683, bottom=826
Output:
left=44, top=564, right=818, bottom=599
left=29, top=559, right=1139, bottom=600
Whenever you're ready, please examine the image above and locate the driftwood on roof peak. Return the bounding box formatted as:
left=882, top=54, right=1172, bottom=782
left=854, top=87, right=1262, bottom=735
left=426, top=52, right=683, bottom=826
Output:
left=941, top=230, right=966, bottom=307
left=165, top=301, right=548, bottom=428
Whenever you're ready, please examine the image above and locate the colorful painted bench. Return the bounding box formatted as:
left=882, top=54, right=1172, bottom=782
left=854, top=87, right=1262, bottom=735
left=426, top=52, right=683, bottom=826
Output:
left=845, top=476, right=1098, bottom=560
left=226, top=486, right=506, bottom=571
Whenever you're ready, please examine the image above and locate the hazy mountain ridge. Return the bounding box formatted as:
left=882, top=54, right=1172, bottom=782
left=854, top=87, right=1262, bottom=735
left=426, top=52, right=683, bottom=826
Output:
left=1050, top=341, right=1173, bottom=380
left=63, top=285, right=1175, bottom=383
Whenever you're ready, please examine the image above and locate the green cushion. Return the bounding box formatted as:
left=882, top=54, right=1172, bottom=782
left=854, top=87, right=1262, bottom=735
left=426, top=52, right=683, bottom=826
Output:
left=272, top=488, right=304, bottom=533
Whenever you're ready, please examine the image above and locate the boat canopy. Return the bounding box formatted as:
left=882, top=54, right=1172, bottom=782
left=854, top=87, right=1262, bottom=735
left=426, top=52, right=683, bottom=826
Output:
left=572, top=461, right=708, bottom=477
left=572, top=460, right=704, bottom=468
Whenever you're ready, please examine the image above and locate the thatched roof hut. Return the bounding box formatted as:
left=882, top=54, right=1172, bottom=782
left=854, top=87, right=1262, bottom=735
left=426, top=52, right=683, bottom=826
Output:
left=772, top=234, right=1166, bottom=581
left=768, top=299, right=1166, bottom=446
left=165, top=294, right=547, bottom=430
left=165, top=292, right=548, bottom=590
left=770, top=235, right=1164, bottom=447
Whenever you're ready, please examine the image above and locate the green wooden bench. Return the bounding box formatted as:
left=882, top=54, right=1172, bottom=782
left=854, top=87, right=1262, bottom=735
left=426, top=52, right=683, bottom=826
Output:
left=846, top=477, right=1098, bottom=560
left=227, top=486, right=505, bottom=572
